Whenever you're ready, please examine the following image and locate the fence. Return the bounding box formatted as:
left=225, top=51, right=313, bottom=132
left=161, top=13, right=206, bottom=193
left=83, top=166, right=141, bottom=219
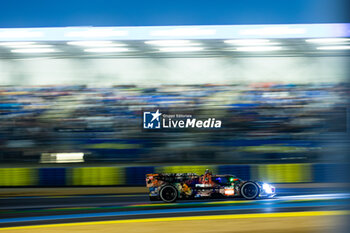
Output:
left=0, top=164, right=347, bottom=187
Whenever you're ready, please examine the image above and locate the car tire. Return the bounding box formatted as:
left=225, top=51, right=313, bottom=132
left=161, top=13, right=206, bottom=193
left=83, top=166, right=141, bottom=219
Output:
left=159, top=185, right=178, bottom=203
left=241, top=182, right=259, bottom=200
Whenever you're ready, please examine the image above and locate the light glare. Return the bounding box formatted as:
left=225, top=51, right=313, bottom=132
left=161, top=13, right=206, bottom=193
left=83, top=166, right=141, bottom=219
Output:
left=41, top=152, right=84, bottom=163
left=316, top=46, right=350, bottom=50
left=159, top=47, right=204, bottom=52
left=84, top=47, right=129, bottom=53
left=6, top=44, right=53, bottom=48
left=150, top=28, right=216, bottom=37
left=67, top=41, right=125, bottom=47
left=239, top=27, right=306, bottom=36
left=0, top=30, right=44, bottom=38
left=0, top=42, right=36, bottom=46
left=11, top=48, right=56, bottom=53
left=263, top=183, right=273, bottom=194
left=235, top=46, right=282, bottom=52
left=224, top=39, right=274, bottom=46
left=306, top=38, right=350, bottom=44
left=145, top=40, right=200, bottom=46
left=64, top=29, right=128, bottom=38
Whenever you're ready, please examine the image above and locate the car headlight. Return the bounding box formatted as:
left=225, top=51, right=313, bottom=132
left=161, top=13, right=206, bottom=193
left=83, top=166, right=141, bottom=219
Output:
left=262, top=183, right=273, bottom=194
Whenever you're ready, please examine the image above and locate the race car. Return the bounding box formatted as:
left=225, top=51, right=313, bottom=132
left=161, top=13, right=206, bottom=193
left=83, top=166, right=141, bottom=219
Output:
left=146, top=169, right=275, bottom=202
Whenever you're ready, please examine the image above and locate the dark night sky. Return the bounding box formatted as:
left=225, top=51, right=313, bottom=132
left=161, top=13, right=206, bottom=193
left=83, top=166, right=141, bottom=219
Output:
left=0, top=0, right=349, bottom=28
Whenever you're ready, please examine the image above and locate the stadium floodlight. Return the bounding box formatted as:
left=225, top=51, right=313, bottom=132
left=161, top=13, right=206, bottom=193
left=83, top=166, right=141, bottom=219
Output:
left=64, top=29, right=128, bottom=38
left=40, top=152, right=84, bottom=163
left=0, top=30, right=44, bottom=38
left=67, top=41, right=126, bottom=47
left=150, top=28, right=216, bottom=37
left=4, top=44, right=53, bottom=48
left=306, top=38, right=350, bottom=44
left=235, top=46, right=282, bottom=52
left=158, top=47, right=204, bottom=52
left=1, top=42, right=53, bottom=49
left=84, top=47, right=129, bottom=52
left=316, top=46, right=350, bottom=50
left=11, top=48, right=56, bottom=53
left=224, top=39, right=278, bottom=46
left=145, top=40, right=200, bottom=46
left=239, top=26, right=306, bottom=36
left=0, top=42, right=36, bottom=46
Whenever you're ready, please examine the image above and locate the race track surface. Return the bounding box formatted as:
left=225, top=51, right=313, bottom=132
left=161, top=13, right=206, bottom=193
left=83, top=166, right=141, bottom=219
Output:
left=0, top=187, right=349, bottom=230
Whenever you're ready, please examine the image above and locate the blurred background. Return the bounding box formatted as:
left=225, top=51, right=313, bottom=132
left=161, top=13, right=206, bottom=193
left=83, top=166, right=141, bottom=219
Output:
left=0, top=1, right=349, bottom=233
left=0, top=60, right=348, bottom=165
left=0, top=35, right=349, bottom=166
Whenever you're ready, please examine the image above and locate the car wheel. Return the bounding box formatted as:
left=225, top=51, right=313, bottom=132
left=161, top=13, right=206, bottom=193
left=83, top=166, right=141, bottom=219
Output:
left=160, top=185, right=178, bottom=203
left=241, top=182, right=259, bottom=200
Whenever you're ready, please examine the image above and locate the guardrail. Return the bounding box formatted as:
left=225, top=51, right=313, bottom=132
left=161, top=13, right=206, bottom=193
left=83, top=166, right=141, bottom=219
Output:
left=0, top=164, right=347, bottom=187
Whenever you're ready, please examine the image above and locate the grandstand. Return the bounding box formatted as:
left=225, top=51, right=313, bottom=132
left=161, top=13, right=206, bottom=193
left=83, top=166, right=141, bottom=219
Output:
left=0, top=23, right=349, bottom=164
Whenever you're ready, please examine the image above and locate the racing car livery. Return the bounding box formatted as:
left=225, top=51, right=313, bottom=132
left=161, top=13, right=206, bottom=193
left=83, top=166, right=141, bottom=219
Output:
left=146, top=169, right=275, bottom=202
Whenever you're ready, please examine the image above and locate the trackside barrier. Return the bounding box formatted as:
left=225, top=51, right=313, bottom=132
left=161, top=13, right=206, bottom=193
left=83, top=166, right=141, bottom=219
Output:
left=69, top=167, right=125, bottom=186
left=0, top=168, right=37, bottom=186
left=0, top=164, right=347, bottom=187
left=126, top=166, right=155, bottom=186
left=39, top=168, right=65, bottom=186
left=217, top=165, right=251, bottom=180
left=155, top=165, right=218, bottom=175
left=253, top=164, right=312, bottom=183
left=312, top=163, right=348, bottom=183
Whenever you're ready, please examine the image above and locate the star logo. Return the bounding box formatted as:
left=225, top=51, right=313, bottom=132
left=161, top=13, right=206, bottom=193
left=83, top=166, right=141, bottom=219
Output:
left=143, top=109, right=162, bottom=129
left=150, top=109, right=162, bottom=122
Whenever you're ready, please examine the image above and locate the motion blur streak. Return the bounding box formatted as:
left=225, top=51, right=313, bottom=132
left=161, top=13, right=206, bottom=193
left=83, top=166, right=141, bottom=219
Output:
left=0, top=211, right=347, bottom=231
left=0, top=83, right=348, bottom=164
left=0, top=22, right=349, bottom=233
